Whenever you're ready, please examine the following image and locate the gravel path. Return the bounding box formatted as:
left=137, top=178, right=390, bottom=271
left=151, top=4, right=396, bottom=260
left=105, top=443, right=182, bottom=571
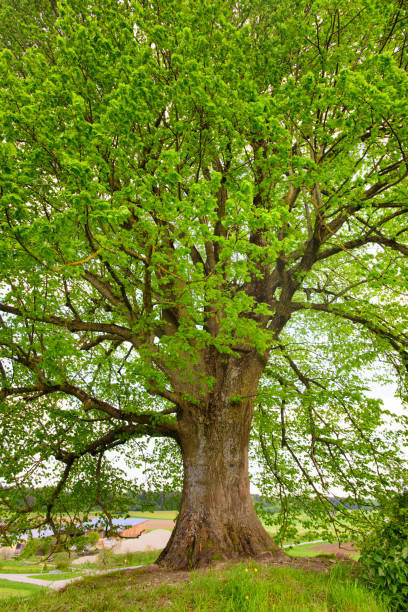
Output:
left=0, top=565, right=143, bottom=591
left=0, top=573, right=57, bottom=588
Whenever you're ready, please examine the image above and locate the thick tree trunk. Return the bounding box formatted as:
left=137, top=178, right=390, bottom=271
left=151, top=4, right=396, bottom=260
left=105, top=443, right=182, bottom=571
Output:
left=157, top=376, right=285, bottom=569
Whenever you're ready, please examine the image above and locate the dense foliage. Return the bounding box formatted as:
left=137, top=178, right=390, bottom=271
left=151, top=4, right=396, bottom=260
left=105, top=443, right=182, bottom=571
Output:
left=0, top=0, right=408, bottom=563
left=360, top=491, right=408, bottom=611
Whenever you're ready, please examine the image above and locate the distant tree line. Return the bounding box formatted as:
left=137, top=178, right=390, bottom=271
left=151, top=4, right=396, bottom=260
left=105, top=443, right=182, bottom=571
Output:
left=125, top=492, right=373, bottom=514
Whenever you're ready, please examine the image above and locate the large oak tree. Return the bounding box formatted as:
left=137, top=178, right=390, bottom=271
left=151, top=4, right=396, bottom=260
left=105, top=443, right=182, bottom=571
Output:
left=1, top=0, right=408, bottom=569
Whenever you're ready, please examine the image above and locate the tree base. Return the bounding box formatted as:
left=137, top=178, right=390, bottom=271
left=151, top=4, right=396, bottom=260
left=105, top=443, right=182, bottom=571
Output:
left=157, top=510, right=286, bottom=570
left=160, top=387, right=286, bottom=570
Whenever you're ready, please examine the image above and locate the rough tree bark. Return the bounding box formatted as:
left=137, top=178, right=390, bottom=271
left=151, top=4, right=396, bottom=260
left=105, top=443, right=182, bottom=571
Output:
left=158, top=353, right=285, bottom=569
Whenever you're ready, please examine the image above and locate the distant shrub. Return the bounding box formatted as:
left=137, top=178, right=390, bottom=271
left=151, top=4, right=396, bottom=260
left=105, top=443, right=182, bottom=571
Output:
left=20, top=537, right=53, bottom=559
left=87, top=531, right=100, bottom=547
left=96, top=548, right=115, bottom=569
left=122, top=550, right=159, bottom=566
left=54, top=551, right=71, bottom=570
left=359, top=491, right=408, bottom=611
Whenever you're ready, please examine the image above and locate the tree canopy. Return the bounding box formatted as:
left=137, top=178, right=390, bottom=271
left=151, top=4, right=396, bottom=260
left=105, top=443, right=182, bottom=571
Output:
left=1, top=0, right=408, bottom=568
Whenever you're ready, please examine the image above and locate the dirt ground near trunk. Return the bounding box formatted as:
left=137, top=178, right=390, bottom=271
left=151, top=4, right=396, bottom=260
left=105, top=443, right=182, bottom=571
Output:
left=310, top=542, right=359, bottom=558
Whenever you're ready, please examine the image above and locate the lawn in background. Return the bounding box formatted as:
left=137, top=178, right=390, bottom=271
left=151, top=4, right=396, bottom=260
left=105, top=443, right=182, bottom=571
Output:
left=127, top=510, right=177, bottom=520
left=287, top=543, right=330, bottom=558
left=287, top=543, right=360, bottom=561
left=0, top=559, right=46, bottom=574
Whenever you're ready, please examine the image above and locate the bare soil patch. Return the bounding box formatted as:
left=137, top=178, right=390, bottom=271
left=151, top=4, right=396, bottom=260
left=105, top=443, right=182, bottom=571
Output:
left=113, top=529, right=171, bottom=554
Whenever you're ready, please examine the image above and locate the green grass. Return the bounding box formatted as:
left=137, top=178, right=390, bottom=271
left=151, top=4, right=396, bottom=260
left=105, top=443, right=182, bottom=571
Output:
left=108, top=550, right=159, bottom=566
left=0, top=559, right=47, bottom=574
left=0, top=560, right=386, bottom=611
left=126, top=510, right=177, bottom=520
left=29, top=571, right=84, bottom=581
left=260, top=509, right=371, bottom=547
left=78, top=549, right=160, bottom=570
left=286, top=543, right=329, bottom=558
left=0, top=578, right=44, bottom=601
left=286, top=542, right=360, bottom=562
left=287, top=542, right=360, bottom=561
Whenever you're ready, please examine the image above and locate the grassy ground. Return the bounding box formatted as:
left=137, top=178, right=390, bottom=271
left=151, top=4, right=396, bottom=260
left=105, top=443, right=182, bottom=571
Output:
left=287, top=543, right=360, bottom=562
left=77, top=549, right=160, bottom=570
left=29, top=571, right=84, bottom=581
left=0, top=545, right=374, bottom=609
left=0, top=579, right=44, bottom=600
left=0, top=559, right=47, bottom=574
left=0, top=560, right=386, bottom=611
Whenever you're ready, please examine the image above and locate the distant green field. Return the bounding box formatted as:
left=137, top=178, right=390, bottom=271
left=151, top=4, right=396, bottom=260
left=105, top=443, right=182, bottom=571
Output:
left=286, top=543, right=327, bottom=558
left=127, top=510, right=177, bottom=520
left=263, top=523, right=321, bottom=545
left=261, top=510, right=343, bottom=546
